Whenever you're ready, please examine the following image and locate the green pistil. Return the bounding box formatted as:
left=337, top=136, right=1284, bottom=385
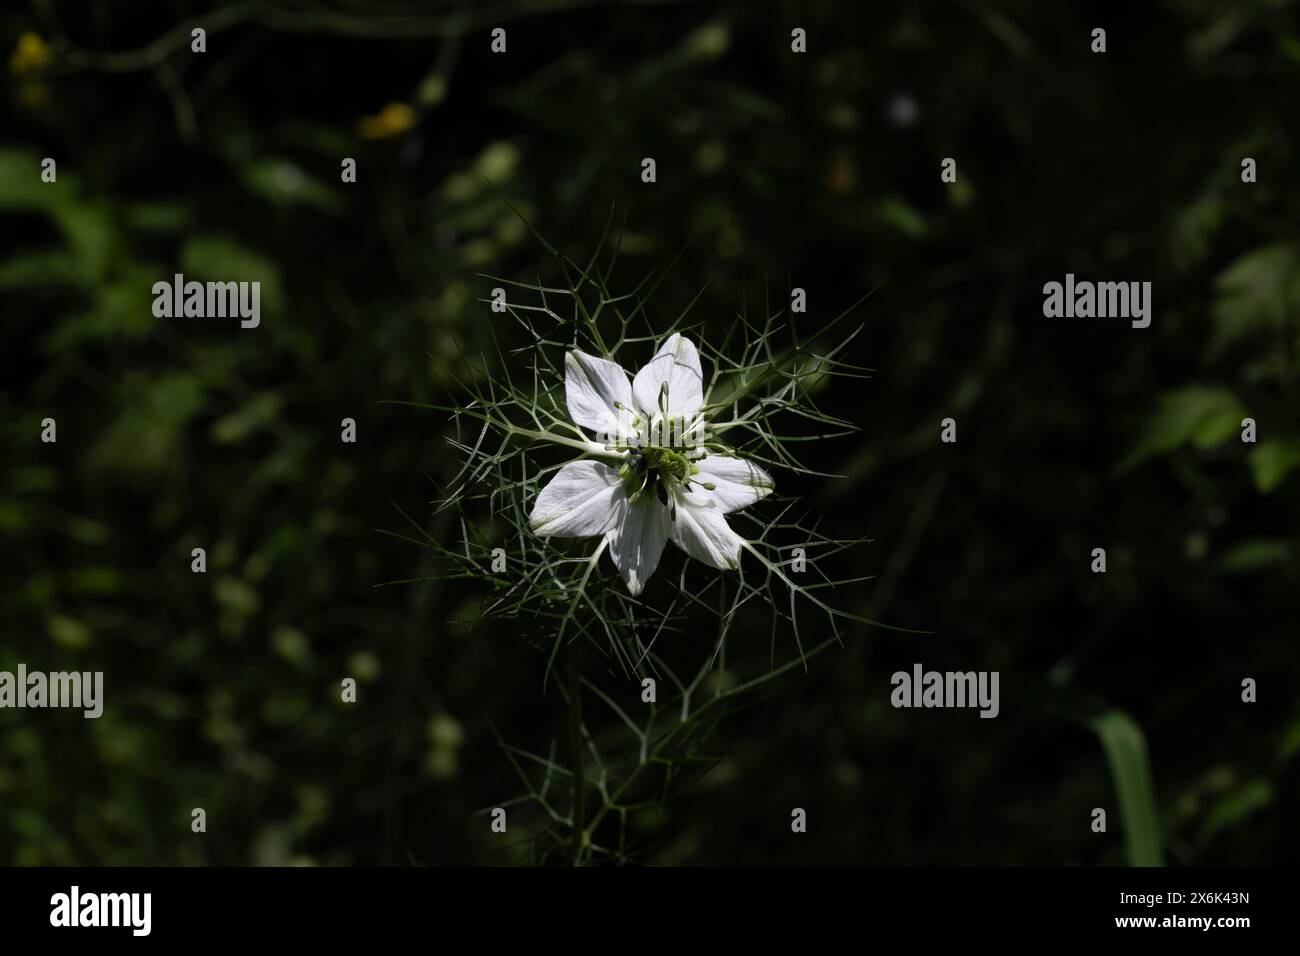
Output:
left=620, top=446, right=716, bottom=509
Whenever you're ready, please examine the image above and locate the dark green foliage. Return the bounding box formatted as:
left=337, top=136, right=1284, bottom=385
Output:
left=1, top=1, right=1296, bottom=864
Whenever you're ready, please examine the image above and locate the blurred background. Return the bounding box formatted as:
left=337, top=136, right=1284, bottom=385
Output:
left=1, top=0, right=1297, bottom=865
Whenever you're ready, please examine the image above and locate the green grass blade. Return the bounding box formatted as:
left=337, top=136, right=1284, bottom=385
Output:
left=1090, top=709, right=1164, bottom=867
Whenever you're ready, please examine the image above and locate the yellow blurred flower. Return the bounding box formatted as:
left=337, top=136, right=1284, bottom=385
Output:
left=358, top=102, right=416, bottom=140
left=10, top=32, right=53, bottom=75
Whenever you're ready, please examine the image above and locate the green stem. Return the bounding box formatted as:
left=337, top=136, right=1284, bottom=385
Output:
left=512, top=425, right=621, bottom=459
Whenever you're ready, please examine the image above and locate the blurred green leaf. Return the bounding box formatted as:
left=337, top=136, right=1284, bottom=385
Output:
left=214, top=576, right=259, bottom=617
left=123, top=201, right=191, bottom=233
left=180, top=235, right=283, bottom=312
left=872, top=195, right=928, bottom=239
left=474, top=142, right=520, bottom=183
left=0, top=249, right=81, bottom=289
left=682, top=22, right=730, bottom=61
left=1218, top=538, right=1293, bottom=573
left=50, top=202, right=116, bottom=283
left=1119, top=385, right=1247, bottom=470
left=1090, top=710, right=1164, bottom=867
left=271, top=626, right=312, bottom=669
left=85, top=372, right=208, bottom=480
left=1210, top=243, right=1300, bottom=356
left=1198, top=778, right=1273, bottom=842
left=242, top=157, right=343, bottom=213
left=1278, top=715, right=1300, bottom=765
left=47, top=614, right=93, bottom=650
left=1169, top=194, right=1224, bottom=271
left=0, top=148, right=65, bottom=211
left=65, top=566, right=126, bottom=594
left=211, top=393, right=285, bottom=445
left=1249, top=438, right=1300, bottom=492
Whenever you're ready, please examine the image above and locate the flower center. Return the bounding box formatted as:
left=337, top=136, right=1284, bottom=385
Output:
left=619, top=446, right=714, bottom=511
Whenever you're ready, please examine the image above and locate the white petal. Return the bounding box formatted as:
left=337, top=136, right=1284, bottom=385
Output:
left=692, top=455, right=775, bottom=513
left=607, top=496, right=672, bottom=596
left=529, top=460, right=623, bottom=537
left=631, top=333, right=704, bottom=422
left=669, top=491, right=744, bottom=570
left=653, top=331, right=704, bottom=371
left=565, top=350, right=634, bottom=441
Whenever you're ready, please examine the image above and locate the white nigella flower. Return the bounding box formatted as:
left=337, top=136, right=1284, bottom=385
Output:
left=529, top=333, right=775, bottom=595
